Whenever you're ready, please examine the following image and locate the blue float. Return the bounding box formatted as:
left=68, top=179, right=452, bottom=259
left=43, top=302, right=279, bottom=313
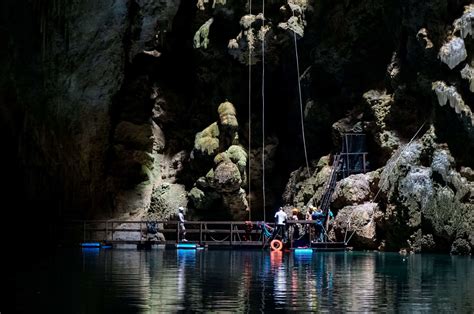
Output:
left=294, top=248, right=313, bottom=254
left=176, top=243, right=197, bottom=249
left=81, top=242, right=101, bottom=248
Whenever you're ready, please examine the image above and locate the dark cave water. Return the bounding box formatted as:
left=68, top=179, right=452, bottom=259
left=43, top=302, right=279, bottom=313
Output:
left=15, top=249, right=473, bottom=312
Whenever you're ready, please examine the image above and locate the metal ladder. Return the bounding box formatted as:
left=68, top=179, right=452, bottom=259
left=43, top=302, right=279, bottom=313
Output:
left=319, top=154, right=342, bottom=228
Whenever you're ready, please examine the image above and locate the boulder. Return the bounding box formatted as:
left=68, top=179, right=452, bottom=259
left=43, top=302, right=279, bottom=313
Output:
left=451, top=238, right=472, bottom=255
left=212, top=161, right=242, bottom=193
left=332, top=173, right=372, bottom=209
left=332, top=202, right=380, bottom=249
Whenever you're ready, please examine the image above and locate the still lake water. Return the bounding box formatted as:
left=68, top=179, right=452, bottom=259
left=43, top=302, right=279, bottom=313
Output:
left=15, top=249, right=473, bottom=312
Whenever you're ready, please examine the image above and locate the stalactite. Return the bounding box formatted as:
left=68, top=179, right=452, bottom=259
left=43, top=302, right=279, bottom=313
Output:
left=454, top=4, right=474, bottom=39
left=227, top=13, right=266, bottom=65
left=196, top=0, right=226, bottom=11
left=438, top=37, right=467, bottom=69
left=432, top=81, right=474, bottom=126
left=460, top=63, right=474, bottom=92
left=193, top=18, right=214, bottom=49
left=278, top=0, right=309, bottom=38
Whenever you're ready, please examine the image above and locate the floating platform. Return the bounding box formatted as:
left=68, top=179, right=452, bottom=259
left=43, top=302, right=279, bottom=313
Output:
left=74, top=220, right=354, bottom=252
left=80, top=240, right=350, bottom=251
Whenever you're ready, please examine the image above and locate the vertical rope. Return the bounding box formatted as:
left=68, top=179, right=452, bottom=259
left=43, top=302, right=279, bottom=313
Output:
left=248, top=0, right=252, bottom=220
left=261, top=0, right=266, bottom=222
left=292, top=12, right=311, bottom=178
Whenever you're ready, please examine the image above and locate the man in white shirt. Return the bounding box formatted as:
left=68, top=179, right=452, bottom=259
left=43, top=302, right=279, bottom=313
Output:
left=273, top=207, right=288, bottom=241
left=178, top=206, right=187, bottom=242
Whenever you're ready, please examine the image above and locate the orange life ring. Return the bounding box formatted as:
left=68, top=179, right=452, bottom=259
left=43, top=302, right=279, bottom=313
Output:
left=270, top=239, right=283, bottom=251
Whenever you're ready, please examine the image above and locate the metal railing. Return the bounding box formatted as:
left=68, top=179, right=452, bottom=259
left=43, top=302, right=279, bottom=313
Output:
left=61, top=220, right=335, bottom=248
left=62, top=220, right=272, bottom=246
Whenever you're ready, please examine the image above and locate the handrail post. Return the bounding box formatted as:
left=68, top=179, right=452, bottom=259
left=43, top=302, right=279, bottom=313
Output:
left=199, top=222, right=203, bottom=246
left=140, top=221, right=143, bottom=242
left=105, top=221, right=108, bottom=242
left=176, top=221, right=179, bottom=243
left=83, top=221, right=86, bottom=242
left=111, top=222, right=114, bottom=241
left=289, top=222, right=293, bottom=249
left=230, top=223, right=233, bottom=246
left=363, top=153, right=367, bottom=173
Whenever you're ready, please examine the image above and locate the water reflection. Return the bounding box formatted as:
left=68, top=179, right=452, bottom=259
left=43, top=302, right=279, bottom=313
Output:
left=15, top=250, right=474, bottom=312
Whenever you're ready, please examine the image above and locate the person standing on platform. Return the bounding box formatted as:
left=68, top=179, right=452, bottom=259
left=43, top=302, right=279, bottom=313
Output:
left=274, top=207, right=288, bottom=241
left=290, top=208, right=300, bottom=239
left=178, top=206, right=187, bottom=242
left=305, top=206, right=314, bottom=221
left=312, top=207, right=325, bottom=243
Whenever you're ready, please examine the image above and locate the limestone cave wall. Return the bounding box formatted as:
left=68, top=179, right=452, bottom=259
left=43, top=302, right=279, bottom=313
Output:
left=1, top=0, right=472, bottom=253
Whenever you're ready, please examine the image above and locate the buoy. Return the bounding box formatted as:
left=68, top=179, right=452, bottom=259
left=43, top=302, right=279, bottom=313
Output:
left=270, top=239, right=283, bottom=251
left=176, top=243, right=197, bottom=249
left=81, top=242, right=100, bottom=248
left=294, top=248, right=313, bottom=254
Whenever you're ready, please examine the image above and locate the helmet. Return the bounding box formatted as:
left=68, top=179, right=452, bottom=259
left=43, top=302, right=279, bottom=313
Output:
left=178, top=206, right=184, bottom=212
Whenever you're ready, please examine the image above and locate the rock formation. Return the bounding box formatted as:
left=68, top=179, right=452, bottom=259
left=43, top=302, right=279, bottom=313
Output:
left=189, top=101, right=249, bottom=219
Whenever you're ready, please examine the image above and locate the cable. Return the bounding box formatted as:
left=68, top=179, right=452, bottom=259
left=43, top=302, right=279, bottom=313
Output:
left=372, top=121, right=427, bottom=202
left=248, top=0, right=252, bottom=220
left=292, top=11, right=311, bottom=178
left=262, top=0, right=266, bottom=222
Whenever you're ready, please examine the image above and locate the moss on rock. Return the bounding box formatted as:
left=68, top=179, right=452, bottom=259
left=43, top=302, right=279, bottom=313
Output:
left=194, top=122, right=220, bottom=156
left=226, top=145, right=247, bottom=172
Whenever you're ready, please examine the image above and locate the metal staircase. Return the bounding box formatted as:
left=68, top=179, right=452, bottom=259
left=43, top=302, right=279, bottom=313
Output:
left=319, top=154, right=342, bottom=219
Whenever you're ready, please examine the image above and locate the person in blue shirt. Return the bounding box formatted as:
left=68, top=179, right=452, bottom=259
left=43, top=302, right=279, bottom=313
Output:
left=311, top=207, right=325, bottom=242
